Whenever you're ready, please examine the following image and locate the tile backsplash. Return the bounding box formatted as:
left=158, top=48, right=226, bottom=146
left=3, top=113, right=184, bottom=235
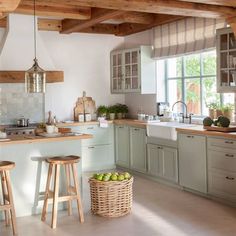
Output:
left=0, top=84, right=44, bottom=125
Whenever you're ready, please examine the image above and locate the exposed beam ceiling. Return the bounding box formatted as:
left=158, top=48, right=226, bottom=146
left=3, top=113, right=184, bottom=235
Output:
left=61, top=8, right=124, bottom=34
left=0, top=17, right=7, bottom=28
left=37, top=0, right=236, bottom=18
left=15, top=2, right=91, bottom=20
left=0, top=0, right=21, bottom=12
left=177, top=1, right=236, bottom=7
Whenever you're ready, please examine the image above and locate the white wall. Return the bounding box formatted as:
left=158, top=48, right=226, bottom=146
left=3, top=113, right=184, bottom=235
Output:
left=123, top=29, right=157, bottom=117
left=0, top=14, right=125, bottom=122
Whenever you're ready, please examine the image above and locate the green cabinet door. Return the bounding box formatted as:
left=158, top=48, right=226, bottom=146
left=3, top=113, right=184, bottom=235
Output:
left=115, top=125, right=130, bottom=168
left=130, top=127, right=146, bottom=173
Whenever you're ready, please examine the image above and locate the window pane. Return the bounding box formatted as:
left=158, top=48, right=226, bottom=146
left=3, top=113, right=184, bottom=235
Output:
left=168, top=79, right=182, bottom=111
left=185, top=78, right=201, bottom=114
left=223, top=93, right=235, bottom=105
left=202, top=51, right=216, bottom=75
left=202, top=77, right=220, bottom=116
left=184, top=54, right=200, bottom=77
left=167, top=57, right=182, bottom=78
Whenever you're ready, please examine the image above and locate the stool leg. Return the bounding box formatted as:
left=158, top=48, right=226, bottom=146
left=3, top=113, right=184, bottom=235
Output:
left=1, top=171, right=10, bottom=226
left=65, top=164, right=72, bottom=216
left=51, top=164, right=60, bottom=229
left=71, top=163, right=84, bottom=223
left=5, top=170, right=17, bottom=235
left=41, top=163, right=53, bottom=222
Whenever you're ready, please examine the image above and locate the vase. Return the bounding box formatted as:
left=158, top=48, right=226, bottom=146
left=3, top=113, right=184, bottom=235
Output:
left=117, top=113, right=123, bottom=119
left=223, top=110, right=233, bottom=121
left=109, top=113, right=115, bottom=120
left=208, top=109, right=215, bottom=119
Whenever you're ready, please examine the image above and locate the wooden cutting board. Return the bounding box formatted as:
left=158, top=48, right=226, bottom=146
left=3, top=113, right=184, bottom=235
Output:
left=74, top=96, right=96, bottom=121
left=203, top=126, right=236, bottom=132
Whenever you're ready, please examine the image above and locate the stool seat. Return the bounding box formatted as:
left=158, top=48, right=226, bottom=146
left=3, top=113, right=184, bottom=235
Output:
left=46, top=155, right=80, bottom=164
left=0, top=161, right=15, bottom=171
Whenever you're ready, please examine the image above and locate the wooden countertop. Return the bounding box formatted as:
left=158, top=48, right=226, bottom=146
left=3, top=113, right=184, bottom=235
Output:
left=57, top=119, right=147, bottom=128
left=176, top=126, right=236, bottom=140
left=0, top=133, right=92, bottom=146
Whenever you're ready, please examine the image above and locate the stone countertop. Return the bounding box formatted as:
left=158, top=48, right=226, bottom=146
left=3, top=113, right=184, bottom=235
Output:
left=0, top=133, right=92, bottom=146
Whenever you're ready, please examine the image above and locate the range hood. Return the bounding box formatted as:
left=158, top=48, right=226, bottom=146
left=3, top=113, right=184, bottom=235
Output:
left=0, top=14, right=55, bottom=71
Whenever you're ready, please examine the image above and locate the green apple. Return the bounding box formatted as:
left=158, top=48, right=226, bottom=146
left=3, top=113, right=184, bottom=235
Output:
left=103, top=175, right=110, bottom=181
left=93, top=173, right=99, bottom=179
left=96, top=174, right=104, bottom=181
left=117, top=174, right=125, bottom=181
left=124, top=172, right=131, bottom=179
left=111, top=174, right=118, bottom=181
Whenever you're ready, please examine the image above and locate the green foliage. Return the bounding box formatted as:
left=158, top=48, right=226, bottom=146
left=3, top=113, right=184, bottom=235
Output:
left=115, top=104, right=129, bottom=113
left=107, top=105, right=117, bottom=114
left=221, top=103, right=234, bottom=112
left=97, top=105, right=107, bottom=115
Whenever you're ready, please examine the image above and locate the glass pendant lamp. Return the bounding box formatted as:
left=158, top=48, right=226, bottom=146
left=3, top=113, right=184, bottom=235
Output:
left=25, top=0, right=46, bottom=93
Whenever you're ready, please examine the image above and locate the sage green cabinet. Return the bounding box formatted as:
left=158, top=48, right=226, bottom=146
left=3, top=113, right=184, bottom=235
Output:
left=115, top=125, right=130, bottom=168
left=130, top=127, right=147, bottom=173
left=147, top=144, right=178, bottom=183
left=178, top=134, right=207, bottom=193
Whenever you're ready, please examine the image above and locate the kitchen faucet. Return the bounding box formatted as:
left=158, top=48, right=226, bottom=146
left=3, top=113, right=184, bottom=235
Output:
left=172, top=101, right=193, bottom=124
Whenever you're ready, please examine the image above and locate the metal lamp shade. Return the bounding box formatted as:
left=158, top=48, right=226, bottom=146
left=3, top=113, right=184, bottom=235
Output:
left=25, top=59, right=46, bottom=93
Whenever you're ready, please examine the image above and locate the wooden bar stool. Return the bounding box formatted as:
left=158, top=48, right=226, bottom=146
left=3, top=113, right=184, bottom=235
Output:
left=0, top=161, right=17, bottom=235
left=41, top=155, right=84, bottom=229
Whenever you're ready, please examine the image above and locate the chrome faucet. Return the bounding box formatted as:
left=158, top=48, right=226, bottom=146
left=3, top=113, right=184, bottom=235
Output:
left=172, top=101, right=193, bottom=124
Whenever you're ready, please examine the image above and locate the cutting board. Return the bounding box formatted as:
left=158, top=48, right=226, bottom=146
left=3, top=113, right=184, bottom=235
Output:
left=74, top=95, right=96, bottom=121
left=203, top=126, right=236, bottom=132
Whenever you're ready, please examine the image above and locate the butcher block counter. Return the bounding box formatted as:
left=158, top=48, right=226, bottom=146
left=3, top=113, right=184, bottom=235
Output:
left=176, top=126, right=236, bottom=140
left=0, top=133, right=92, bottom=146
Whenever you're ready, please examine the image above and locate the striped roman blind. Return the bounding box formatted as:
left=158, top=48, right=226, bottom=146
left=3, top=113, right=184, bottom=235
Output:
left=153, top=17, right=226, bottom=59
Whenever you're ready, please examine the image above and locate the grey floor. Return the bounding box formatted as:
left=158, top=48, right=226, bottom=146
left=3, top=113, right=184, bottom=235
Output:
left=1, top=174, right=236, bottom=236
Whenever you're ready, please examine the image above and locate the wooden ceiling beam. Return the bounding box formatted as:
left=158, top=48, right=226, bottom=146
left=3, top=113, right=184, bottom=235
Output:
left=227, top=16, right=236, bottom=37
left=50, top=0, right=236, bottom=18
left=15, top=3, right=91, bottom=20
left=61, top=8, right=124, bottom=34
left=115, top=12, right=155, bottom=25
left=117, top=14, right=185, bottom=36
left=0, top=0, right=21, bottom=12
left=38, top=18, right=118, bottom=34
left=0, top=17, right=7, bottom=28
left=177, top=1, right=236, bottom=7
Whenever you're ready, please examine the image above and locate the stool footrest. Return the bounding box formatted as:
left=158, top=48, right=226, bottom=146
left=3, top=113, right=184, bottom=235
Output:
left=48, top=195, right=79, bottom=203
left=0, top=204, right=11, bottom=211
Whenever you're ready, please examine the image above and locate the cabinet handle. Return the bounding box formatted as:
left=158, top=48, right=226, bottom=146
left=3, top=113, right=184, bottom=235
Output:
left=226, top=176, right=235, bottom=180
left=225, top=141, right=234, bottom=144
left=119, top=126, right=124, bottom=129
left=87, top=127, right=94, bottom=130
left=88, top=146, right=95, bottom=149
left=187, top=135, right=194, bottom=138
left=134, top=128, right=140, bottom=131
left=225, top=154, right=234, bottom=157
left=157, top=146, right=163, bottom=149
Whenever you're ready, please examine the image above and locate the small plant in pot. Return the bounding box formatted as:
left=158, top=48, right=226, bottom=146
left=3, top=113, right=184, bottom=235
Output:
left=222, top=103, right=234, bottom=121
left=206, top=102, right=218, bottom=119
left=97, top=105, right=108, bottom=118
left=107, top=105, right=117, bottom=120
left=115, top=104, right=129, bottom=119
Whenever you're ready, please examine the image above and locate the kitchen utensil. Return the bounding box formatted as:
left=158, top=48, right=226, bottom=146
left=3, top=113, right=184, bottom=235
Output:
left=17, top=118, right=29, bottom=127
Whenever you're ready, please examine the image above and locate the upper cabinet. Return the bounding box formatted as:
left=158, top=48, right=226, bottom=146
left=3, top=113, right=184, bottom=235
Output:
left=217, top=27, right=236, bottom=92
left=110, top=46, right=156, bottom=94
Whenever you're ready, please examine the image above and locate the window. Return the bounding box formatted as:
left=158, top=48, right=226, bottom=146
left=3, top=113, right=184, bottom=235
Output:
left=158, top=50, right=235, bottom=116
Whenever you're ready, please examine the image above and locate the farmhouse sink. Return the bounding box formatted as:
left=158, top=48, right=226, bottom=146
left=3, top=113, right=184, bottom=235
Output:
left=146, top=122, right=197, bottom=141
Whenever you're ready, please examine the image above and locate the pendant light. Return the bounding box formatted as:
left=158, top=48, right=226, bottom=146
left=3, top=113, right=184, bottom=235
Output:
left=25, top=0, right=46, bottom=93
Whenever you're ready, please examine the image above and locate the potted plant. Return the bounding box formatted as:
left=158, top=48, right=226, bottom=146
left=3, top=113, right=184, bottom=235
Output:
left=115, top=104, right=129, bottom=119
left=222, top=103, right=234, bottom=121
left=97, top=105, right=108, bottom=118
left=107, top=105, right=116, bottom=120
left=206, top=102, right=217, bottom=119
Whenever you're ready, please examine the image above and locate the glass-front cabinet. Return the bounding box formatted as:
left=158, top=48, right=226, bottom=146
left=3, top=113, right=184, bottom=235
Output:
left=217, top=27, right=236, bottom=92
left=111, top=46, right=156, bottom=94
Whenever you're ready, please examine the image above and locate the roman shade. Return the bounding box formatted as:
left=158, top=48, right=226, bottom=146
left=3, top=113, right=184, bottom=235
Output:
left=153, top=18, right=226, bottom=59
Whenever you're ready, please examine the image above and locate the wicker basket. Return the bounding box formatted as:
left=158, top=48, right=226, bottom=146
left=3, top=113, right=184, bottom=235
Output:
left=89, top=177, right=133, bottom=218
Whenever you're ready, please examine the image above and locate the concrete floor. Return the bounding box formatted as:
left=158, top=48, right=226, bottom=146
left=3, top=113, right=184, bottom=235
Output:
left=1, top=174, right=236, bottom=236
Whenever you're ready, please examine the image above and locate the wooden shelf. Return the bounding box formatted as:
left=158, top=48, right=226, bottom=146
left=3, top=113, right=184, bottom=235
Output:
left=0, top=71, right=64, bottom=83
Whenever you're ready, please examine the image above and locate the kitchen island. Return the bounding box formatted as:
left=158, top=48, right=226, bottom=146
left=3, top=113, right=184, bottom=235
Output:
left=0, top=133, right=92, bottom=218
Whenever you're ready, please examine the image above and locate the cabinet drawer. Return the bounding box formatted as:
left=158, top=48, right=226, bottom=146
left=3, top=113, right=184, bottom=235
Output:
left=82, top=145, right=115, bottom=172
left=80, top=125, right=112, bottom=146
left=208, top=150, right=236, bottom=173
left=208, top=171, right=236, bottom=202
left=208, top=137, right=236, bottom=151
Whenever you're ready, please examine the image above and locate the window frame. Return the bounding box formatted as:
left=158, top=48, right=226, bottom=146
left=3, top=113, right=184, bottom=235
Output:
left=165, top=50, right=220, bottom=117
